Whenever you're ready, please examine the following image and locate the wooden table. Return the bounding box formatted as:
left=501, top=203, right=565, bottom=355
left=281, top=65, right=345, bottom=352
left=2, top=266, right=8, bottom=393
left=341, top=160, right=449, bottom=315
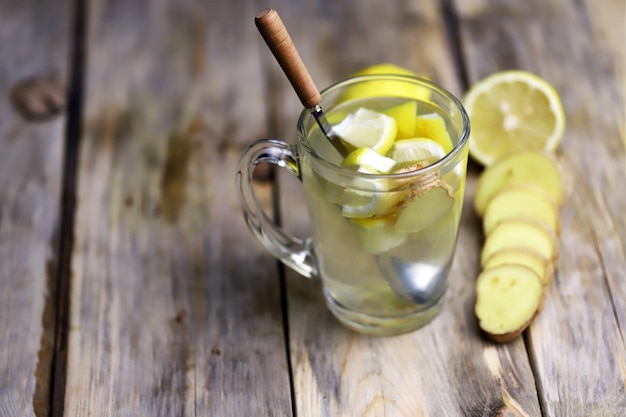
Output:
left=1, top=0, right=624, bottom=415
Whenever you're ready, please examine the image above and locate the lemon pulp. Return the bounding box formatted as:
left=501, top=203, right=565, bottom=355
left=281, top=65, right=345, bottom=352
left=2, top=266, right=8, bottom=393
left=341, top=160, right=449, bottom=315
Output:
left=463, top=70, right=566, bottom=166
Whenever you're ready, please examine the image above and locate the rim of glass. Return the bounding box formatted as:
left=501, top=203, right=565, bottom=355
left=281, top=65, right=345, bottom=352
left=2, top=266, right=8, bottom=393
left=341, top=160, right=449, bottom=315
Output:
left=296, top=74, right=470, bottom=179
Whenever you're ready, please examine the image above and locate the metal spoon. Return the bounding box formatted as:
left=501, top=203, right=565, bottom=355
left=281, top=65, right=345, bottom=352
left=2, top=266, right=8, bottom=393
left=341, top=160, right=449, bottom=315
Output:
left=376, top=254, right=449, bottom=306
left=255, top=8, right=349, bottom=157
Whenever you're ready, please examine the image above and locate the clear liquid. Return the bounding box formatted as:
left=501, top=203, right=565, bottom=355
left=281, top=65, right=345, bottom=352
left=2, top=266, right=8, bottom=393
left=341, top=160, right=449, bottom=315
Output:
left=301, top=97, right=466, bottom=334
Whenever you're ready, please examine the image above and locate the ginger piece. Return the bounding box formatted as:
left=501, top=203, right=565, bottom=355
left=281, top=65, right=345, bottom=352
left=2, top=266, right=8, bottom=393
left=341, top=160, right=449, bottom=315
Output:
left=482, top=185, right=561, bottom=235
left=475, top=265, right=543, bottom=343
left=474, top=151, right=564, bottom=217
left=480, top=219, right=559, bottom=267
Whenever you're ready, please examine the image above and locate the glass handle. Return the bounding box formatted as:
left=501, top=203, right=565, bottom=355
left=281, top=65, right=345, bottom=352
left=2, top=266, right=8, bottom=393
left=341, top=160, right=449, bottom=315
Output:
left=236, top=139, right=318, bottom=279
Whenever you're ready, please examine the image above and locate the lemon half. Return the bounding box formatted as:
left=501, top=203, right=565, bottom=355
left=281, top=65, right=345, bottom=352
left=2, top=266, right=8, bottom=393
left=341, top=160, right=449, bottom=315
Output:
left=463, top=70, right=565, bottom=166
left=338, top=63, right=431, bottom=103
left=350, top=216, right=407, bottom=254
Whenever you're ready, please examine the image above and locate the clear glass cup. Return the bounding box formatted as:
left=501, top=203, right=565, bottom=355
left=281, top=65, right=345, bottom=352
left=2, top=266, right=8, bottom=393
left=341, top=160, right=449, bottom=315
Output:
left=236, top=74, right=469, bottom=336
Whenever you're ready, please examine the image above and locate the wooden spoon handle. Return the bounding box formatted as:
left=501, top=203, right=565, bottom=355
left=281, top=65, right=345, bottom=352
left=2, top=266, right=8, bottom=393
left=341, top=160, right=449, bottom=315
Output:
left=255, top=8, right=321, bottom=108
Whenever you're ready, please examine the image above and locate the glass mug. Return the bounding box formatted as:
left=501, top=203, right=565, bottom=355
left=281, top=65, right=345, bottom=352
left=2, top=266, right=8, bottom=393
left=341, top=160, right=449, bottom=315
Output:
left=237, top=75, right=469, bottom=336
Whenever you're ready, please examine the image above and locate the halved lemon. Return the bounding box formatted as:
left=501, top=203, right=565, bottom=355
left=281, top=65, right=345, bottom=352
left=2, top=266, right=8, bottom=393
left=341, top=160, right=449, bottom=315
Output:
left=463, top=70, right=566, bottom=166
left=337, top=63, right=431, bottom=103
left=333, top=108, right=397, bottom=155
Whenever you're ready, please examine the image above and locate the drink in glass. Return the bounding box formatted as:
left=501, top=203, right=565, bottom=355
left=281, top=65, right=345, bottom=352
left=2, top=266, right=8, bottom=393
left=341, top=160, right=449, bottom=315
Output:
left=237, top=75, right=469, bottom=335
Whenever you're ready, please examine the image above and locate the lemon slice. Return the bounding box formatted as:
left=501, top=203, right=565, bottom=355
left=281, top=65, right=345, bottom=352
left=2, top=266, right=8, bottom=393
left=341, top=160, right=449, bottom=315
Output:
left=351, top=63, right=417, bottom=77
left=340, top=183, right=406, bottom=218
left=384, top=101, right=417, bottom=140
left=341, top=147, right=396, bottom=173
left=387, top=138, right=446, bottom=166
left=340, top=189, right=384, bottom=218
left=339, top=176, right=407, bottom=219
left=414, top=113, right=454, bottom=153
left=463, top=70, right=566, bottom=166
left=337, top=63, right=431, bottom=103
left=349, top=216, right=407, bottom=254
left=333, top=108, right=397, bottom=155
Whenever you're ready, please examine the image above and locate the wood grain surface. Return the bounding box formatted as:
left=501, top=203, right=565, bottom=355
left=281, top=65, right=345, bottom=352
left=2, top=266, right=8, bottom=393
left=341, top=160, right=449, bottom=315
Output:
left=0, top=1, right=72, bottom=416
left=0, top=0, right=624, bottom=415
left=62, top=0, right=290, bottom=415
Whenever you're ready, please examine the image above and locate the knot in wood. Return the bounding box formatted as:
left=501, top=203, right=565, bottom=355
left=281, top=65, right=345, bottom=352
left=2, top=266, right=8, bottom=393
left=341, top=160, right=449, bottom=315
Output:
left=9, top=77, right=66, bottom=121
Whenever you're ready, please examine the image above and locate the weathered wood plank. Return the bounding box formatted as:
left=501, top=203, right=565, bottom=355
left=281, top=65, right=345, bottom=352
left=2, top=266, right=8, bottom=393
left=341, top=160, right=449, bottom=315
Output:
left=455, top=0, right=626, bottom=414
left=0, top=1, right=71, bottom=416
left=63, top=0, right=291, bottom=414
left=579, top=0, right=626, bottom=333
left=260, top=0, right=542, bottom=415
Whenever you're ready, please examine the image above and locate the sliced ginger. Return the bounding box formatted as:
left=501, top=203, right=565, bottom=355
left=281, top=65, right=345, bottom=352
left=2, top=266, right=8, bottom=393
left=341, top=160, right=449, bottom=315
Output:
left=483, top=248, right=553, bottom=287
left=395, top=184, right=454, bottom=233
left=473, top=150, right=566, bottom=343
left=474, top=151, right=564, bottom=216
left=475, top=265, right=543, bottom=343
left=481, top=219, right=559, bottom=267
left=483, top=248, right=554, bottom=311
left=482, top=185, right=561, bottom=235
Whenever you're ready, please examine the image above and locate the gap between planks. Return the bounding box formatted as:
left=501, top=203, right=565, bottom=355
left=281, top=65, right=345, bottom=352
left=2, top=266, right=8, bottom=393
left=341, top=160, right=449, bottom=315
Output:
left=260, top=39, right=299, bottom=417
left=50, top=0, right=88, bottom=415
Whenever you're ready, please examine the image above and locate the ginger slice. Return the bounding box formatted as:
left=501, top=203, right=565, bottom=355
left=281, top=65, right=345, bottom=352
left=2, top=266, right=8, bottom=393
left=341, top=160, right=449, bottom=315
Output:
left=474, top=151, right=564, bottom=217
left=482, top=185, right=561, bottom=235
left=483, top=248, right=554, bottom=312
left=475, top=264, right=543, bottom=343
left=483, top=248, right=554, bottom=286
left=394, top=182, right=454, bottom=233
left=480, top=219, right=559, bottom=267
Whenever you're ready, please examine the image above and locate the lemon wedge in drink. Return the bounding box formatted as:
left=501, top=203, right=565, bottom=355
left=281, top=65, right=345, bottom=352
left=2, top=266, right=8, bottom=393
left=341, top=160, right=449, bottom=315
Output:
left=333, top=108, right=397, bottom=155
left=414, top=113, right=454, bottom=153
left=331, top=109, right=399, bottom=218
left=384, top=101, right=417, bottom=140
left=339, top=172, right=408, bottom=218
left=339, top=177, right=404, bottom=218
left=340, top=188, right=386, bottom=218
left=349, top=216, right=407, bottom=254
left=387, top=138, right=446, bottom=167
left=341, top=147, right=396, bottom=173
left=463, top=70, right=566, bottom=166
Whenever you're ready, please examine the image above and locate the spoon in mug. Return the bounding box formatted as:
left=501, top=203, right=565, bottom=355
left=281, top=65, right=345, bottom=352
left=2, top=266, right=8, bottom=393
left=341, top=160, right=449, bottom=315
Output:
left=255, top=8, right=349, bottom=157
